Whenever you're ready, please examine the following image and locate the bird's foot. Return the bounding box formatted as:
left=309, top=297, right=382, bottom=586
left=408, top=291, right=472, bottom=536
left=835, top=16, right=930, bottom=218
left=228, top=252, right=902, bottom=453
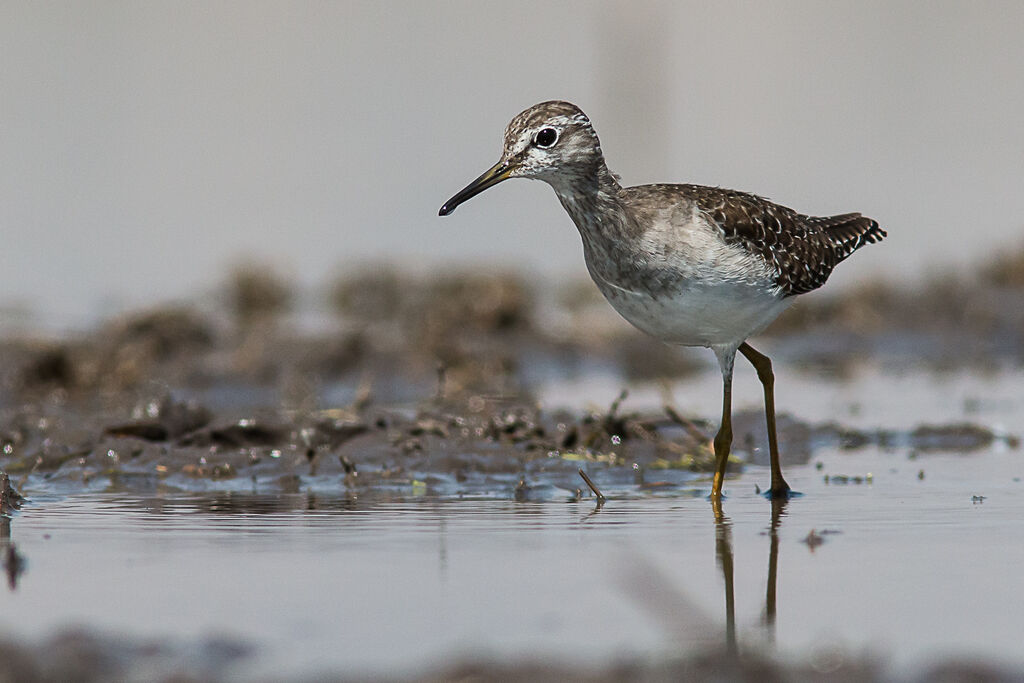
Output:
left=762, top=485, right=801, bottom=500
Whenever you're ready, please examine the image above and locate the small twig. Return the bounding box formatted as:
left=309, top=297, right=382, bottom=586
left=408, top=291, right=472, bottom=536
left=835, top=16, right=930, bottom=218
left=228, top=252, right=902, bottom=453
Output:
left=588, top=389, right=629, bottom=450
left=664, top=404, right=710, bottom=444
left=608, top=389, right=628, bottom=419
left=0, top=473, right=24, bottom=515
left=578, top=468, right=606, bottom=503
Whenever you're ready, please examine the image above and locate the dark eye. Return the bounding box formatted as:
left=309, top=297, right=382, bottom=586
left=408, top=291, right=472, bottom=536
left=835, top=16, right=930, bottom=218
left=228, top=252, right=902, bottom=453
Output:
left=535, top=127, right=558, bottom=148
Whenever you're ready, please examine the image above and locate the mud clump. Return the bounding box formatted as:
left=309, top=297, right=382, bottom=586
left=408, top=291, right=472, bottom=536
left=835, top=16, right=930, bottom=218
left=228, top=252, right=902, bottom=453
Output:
left=332, top=268, right=404, bottom=324
left=906, top=423, right=999, bottom=452
left=12, top=307, right=219, bottom=393
left=226, top=262, right=293, bottom=325
left=105, top=395, right=212, bottom=442
left=329, top=266, right=532, bottom=335
left=16, top=343, right=76, bottom=390
left=980, top=241, right=1024, bottom=288
left=105, top=308, right=215, bottom=359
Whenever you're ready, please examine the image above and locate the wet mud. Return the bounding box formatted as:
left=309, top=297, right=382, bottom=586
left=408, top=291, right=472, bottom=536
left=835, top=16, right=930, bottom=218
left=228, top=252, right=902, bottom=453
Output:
left=3, top=262, right=1021, bottom=499
left=0, top=385, right=1014, bottom=504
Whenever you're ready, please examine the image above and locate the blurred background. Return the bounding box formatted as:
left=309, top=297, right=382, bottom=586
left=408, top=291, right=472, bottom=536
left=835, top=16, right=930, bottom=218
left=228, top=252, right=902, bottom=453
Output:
left=2, top=0, right=1023, bottom=330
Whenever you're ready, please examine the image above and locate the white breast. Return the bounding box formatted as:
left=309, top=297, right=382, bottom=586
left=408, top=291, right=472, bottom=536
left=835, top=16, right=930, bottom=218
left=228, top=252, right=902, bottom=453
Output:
left=584, top=208, right=792, bottom=347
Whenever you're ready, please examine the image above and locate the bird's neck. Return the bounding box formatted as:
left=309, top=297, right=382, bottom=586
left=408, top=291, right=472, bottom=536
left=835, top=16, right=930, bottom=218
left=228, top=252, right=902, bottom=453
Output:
left=548, top=161, right=634, bottom=247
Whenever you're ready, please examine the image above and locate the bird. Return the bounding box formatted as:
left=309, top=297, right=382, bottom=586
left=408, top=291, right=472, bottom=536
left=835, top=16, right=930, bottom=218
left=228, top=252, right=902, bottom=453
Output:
left=439, top=101, right=885, bottom=499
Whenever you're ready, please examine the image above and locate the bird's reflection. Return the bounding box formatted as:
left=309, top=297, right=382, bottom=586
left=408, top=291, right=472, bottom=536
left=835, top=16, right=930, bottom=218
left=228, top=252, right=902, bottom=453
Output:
left=1, top=512, right=26, bottom=591
left=1, top=473, right=27, bottom=591
left=712, top=497, right=738, bottom=654
left=713, top=496, right=789, bottom=654
left=764, top=497, right=786, bottom=643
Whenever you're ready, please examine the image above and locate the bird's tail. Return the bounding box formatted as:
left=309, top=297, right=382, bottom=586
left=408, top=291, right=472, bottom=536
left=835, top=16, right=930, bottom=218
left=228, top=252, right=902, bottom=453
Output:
left=815, top=213, right=887, bottom=261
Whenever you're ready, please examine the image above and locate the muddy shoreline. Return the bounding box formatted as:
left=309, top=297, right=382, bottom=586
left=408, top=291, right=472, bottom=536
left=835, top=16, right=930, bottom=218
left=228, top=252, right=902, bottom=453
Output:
left=3, top=262, right=1022, bottom=498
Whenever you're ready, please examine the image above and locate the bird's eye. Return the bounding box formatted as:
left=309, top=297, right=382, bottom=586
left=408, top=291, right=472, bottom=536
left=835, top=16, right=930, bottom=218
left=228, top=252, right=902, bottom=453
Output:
left=535, top=127, right=558, bottom=148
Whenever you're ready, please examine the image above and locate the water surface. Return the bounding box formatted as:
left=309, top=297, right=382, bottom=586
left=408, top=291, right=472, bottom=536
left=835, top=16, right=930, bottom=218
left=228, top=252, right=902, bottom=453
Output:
left=4, top=440, right=1023, bottom=679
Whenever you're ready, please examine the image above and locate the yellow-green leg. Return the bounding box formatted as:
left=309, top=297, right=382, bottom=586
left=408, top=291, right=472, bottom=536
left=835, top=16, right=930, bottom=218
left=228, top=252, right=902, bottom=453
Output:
left=739, top=342, right=791, bottom=498
left=711, top=347, right=736, bottom=499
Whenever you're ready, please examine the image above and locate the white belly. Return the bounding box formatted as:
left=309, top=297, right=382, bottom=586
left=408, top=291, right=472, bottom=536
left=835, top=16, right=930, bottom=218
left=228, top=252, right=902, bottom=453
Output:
left=574, top=201, right=794, bottom=347
left=592, top=275, right=792, bottom=348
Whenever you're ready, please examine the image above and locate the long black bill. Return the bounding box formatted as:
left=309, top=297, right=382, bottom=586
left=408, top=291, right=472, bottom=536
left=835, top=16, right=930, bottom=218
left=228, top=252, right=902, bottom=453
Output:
left=438, top=161, right=512, bottom=216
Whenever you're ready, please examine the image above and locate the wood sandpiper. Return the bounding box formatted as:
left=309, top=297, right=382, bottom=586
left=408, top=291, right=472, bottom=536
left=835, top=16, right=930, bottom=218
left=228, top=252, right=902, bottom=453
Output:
left=439, top=101, right=886, bottom=499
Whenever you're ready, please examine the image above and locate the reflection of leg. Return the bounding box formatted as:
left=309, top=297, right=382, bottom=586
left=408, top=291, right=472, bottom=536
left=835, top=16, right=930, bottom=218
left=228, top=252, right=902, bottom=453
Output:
left=711, top=347, right=736, bottom=499
left=712, top=498, right=737, bottom=655
left=764, top=497, right=787, bottom=643
left=765, top=527, right=779, bottom=631
left=739, top=342, right=791, bottom=497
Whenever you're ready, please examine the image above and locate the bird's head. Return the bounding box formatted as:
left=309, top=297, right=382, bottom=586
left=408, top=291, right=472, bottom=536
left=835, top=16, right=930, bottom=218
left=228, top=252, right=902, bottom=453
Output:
left=439, top=101, right=603, bottom=216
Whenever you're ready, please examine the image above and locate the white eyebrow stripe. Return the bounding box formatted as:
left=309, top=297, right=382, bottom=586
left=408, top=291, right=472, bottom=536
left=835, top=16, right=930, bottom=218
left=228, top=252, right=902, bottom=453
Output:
left=544, top=114, right=590, bottom=127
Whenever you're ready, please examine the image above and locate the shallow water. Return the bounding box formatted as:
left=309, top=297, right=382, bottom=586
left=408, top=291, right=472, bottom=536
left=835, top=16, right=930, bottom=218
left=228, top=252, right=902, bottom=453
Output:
left=4, top=435, right=1024, bottom=679
left=3, top=361, right=1024, bottom=679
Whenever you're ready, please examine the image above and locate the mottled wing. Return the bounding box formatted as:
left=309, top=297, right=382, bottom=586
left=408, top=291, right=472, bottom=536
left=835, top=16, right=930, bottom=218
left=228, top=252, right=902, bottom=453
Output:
left=687, top=186, right=884, bottom=296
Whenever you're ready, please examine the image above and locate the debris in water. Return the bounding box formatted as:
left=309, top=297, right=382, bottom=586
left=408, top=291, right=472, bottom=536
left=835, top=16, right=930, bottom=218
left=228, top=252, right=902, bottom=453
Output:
left=578, top=468, right=605, bottom=505
left=802, top=530, right=825, bottom=551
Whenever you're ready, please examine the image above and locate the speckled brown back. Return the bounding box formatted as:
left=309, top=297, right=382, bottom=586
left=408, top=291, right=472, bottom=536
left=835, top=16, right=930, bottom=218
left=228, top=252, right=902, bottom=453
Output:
left=679, top=184, right=885, bottom=296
